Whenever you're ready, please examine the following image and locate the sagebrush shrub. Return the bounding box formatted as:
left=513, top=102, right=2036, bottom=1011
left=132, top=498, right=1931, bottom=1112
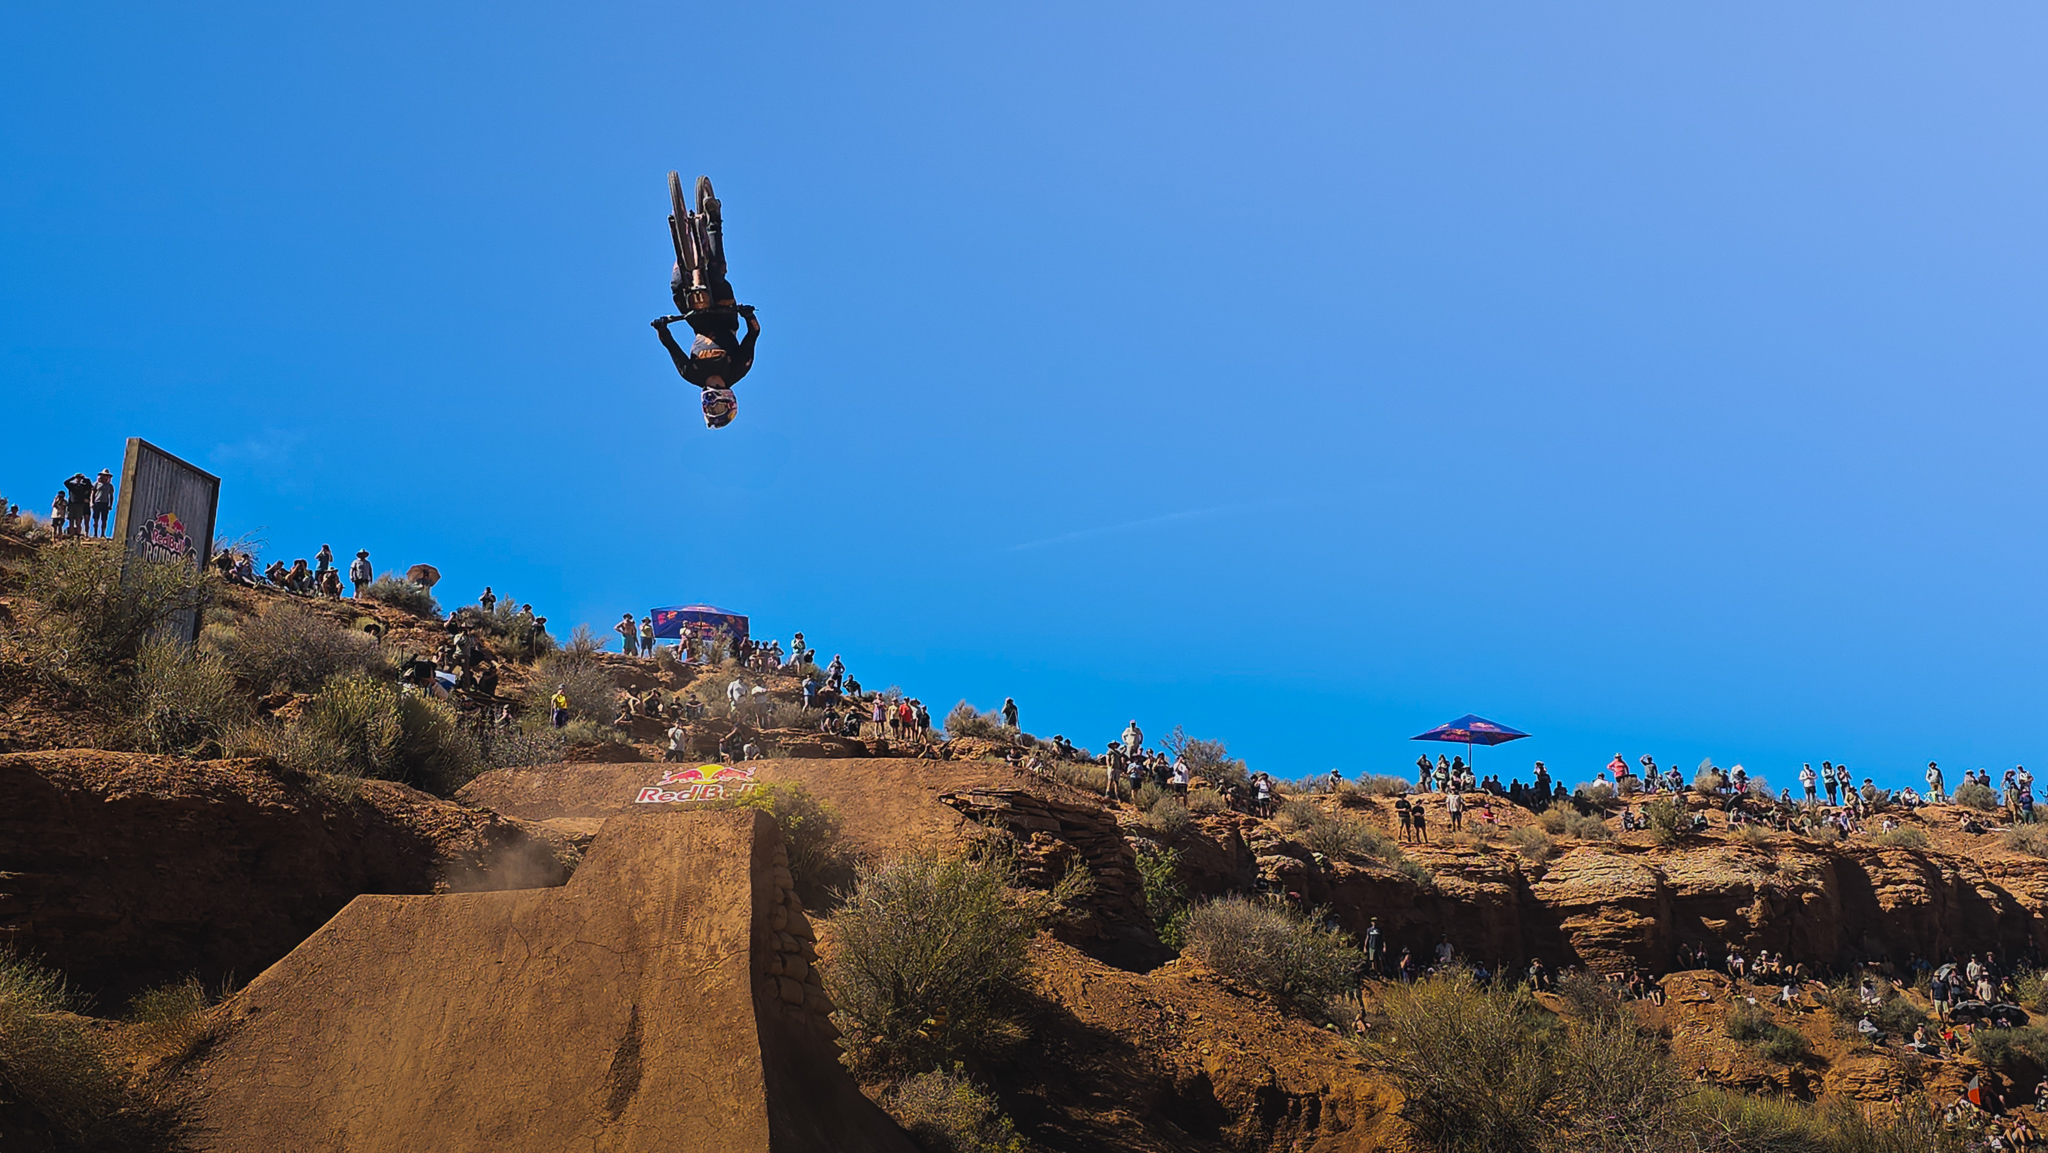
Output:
left=880, top=1066, right=1027, bottom=1153
left=1873, top=827, right=1928, bottom=850
left=2006, top=823, right=2048, bottom=858
left=1276, top=799, right=1410, bottom=868
left=1362, top=971, right=1966, bottom=1153
left=1508, top=826, right=1559, bottom=862
left=480, top=725, right=567, bottom=769
left=286, top=673, right=480, bottom=794
left=0, top=950, right=182, bottom=1149
left=1725, top=1003, right=1809, bottom=1063
left=126, top=977, right=217, bottom=1068
left=824, top=847, right=1035, bottom=1076
left=208, top=600, right=381, bottom=694
left=1954, top=782, right=1999, bottom=812
left=944, top=701, right=1006, bottom=740
left=1644, top=798, right=1684, bottom=846
left=528, top=655, right=616, bottom=724
left=734, top=783, right=854, bottom=904
left=1972, top=1025, right=2048, bottom=1072
left=1162, top=730, right=1249, bottom=788
left=132, top=636, right=247, bottom=757
left=1180, top=897, right=1357, bottom=1008
left=361, top=573, right=440, bottom=618
left=13, top=539, right=212, bottom=694
left=1143, top=796, right=1192, bottom=836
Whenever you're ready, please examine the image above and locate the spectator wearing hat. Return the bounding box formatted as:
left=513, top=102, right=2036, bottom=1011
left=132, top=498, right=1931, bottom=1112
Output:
left=89, top=469, right=115, bottom=536
left=62, top=473, right=92, bottom=538
left=49, top=491, right=68, bottom=535
left=349, top=550, right=373, bottom=597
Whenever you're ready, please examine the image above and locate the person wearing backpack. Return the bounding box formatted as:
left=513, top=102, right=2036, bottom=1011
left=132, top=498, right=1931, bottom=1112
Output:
left=348, top=550, right=373, bottom=598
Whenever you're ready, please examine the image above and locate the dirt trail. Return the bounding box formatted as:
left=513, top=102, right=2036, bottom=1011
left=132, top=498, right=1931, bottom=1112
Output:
left=460, top=756, right=1034, bottom=854
left=189, top=808, right=913, bottom=1153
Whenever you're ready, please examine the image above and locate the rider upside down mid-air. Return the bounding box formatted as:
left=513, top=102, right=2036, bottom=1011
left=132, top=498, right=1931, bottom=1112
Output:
left=653, top=171, right=759, bottom=428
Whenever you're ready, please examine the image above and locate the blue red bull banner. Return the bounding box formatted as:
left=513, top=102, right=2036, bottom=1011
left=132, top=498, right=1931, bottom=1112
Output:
left=648, top=604, right=748, bottom=644
left=635, top=763, right=759, bottom=804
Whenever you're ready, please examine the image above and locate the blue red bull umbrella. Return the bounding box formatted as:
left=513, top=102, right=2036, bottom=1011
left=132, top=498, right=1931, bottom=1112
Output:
left=1411, top=713, right=1530, bottom=768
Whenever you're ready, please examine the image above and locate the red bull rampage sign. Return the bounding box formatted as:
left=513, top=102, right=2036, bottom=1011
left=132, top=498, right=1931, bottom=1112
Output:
left=635, top=764, right=759, bottom=804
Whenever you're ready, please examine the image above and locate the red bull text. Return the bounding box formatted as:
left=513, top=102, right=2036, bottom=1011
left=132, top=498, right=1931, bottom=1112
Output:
left=635, top=764, right=759, bottom=804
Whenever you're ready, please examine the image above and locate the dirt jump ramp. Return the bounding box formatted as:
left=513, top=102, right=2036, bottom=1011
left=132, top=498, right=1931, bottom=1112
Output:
left=191, top=809, right=913, bottom=1153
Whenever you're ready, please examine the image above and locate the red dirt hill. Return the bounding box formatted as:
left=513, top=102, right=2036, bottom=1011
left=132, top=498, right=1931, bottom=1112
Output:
left=0, top=749, right=572, bottom=1000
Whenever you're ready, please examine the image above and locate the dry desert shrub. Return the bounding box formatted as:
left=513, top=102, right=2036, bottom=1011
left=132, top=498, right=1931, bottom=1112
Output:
left=527, top=653, right=615, bottom=724
left=879, top=1066, right=1026, bottom=1153
left=206, top=599, right=381, bottom=694
left=1142, top=795, right=1192, bottom=836
left=125, top=978, right=219, bottom=1070
left=360, top=572, right=439, bottom=618
left=1179, top=896, right=1358, bottom=1011
left=1537, top=805, right=1613, bottom=841
left=2005, top=823, right=2048, bottom=858
left=824, top=847, right=1035, bottom=1077
left=1953, top=781, right=1999, bottom=812
left=9, top=538, right=212, bottom=697
left=1872, top=826, right=1928, bottom=850
left=1508, top=826, right=1560, bottom=862
left=733, top=782, right=855, bottom=904
left=944, top=701, right=1007, bottom=740
left=131, top=636, right=248, bottom=757
left=0, top=950, right=185, bottom=1151
left=248, top=672, right=480, bottom=795
left=1362, top=969, right=1959, bottom=1153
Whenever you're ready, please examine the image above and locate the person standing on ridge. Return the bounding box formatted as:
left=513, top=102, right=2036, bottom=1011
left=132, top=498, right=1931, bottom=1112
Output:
left=1122, top=720, right=1143, bottom=756
left=63, top=473, right=92, bottom=537
left=89, top=469, right=114, bottom=536
left=479, top=587, right=497, bottom=614
left=1001, top=698, right=1019, bottom=730
left=616, top=613, right=639, bottom=656
left=639, top=617, right=655, bottom=657
left=348, top=550, right=372, bottom=597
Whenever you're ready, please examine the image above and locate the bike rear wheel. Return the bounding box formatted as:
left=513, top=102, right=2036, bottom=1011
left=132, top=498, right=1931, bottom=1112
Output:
left=695, top=175, right=719, bottom=221
left=668, top=171, right=691, bottom=264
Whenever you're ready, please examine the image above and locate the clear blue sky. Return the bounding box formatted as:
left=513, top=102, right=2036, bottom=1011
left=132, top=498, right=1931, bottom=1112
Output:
left=6, top=3, right=2045, bottom=790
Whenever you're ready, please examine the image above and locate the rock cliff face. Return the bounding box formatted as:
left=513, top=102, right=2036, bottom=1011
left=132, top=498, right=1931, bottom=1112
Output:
left=1199, top=798, right=2048, bottom=974
left=934, top=786, right=2048, bottom=973
left=0, top=750, right=572, bottom=999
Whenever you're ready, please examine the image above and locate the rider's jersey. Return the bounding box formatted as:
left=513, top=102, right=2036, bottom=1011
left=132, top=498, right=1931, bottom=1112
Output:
left=682, top=324, right=757, bottom=387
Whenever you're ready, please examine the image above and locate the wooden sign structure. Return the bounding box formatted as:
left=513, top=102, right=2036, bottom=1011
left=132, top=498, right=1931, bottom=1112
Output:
left=111, top=437, right=221, bottom=644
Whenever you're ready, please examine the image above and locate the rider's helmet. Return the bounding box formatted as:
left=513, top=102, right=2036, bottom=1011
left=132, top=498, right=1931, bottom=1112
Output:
left=702, top=388, right=737, bottom=429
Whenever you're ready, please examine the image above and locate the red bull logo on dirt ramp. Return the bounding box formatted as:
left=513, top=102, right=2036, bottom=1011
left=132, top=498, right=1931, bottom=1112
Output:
left=636, top=764, right=759, bottom=804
